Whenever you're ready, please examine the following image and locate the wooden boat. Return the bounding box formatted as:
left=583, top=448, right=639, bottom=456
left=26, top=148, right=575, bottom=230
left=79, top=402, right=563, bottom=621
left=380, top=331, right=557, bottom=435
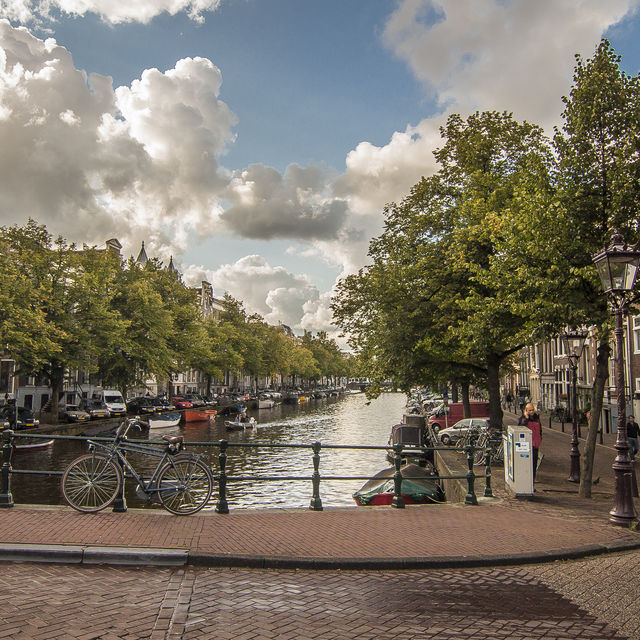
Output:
left=183, top=408, right=217, bottom=423
left=13, top=438, right=55, bottom=452
left=225, top=417, right=257, bottom=430
left=353, top=463, right=445, bottom=506
left=147, top=411, right=181, bottom=429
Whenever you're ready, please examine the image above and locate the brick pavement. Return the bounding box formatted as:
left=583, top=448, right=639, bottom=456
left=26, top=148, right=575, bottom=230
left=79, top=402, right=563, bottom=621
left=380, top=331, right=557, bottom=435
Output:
left=2, top=554, right=638, bottom=639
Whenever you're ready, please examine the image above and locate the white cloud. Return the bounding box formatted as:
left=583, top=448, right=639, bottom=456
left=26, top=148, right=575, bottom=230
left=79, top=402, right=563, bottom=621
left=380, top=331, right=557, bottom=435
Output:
left=222, top=162, right=348, bottom=240
left=181, top=255, right=336, bottom=334
left=0, top=0, right=221, bottom=25
left=382, top=0, right=640, bottom=130
left=0, top=20, right=234, bottom=257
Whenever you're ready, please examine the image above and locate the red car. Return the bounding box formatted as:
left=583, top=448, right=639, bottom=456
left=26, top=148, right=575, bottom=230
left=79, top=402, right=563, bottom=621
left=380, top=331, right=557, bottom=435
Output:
left=172, top=396, right=193, bottom=409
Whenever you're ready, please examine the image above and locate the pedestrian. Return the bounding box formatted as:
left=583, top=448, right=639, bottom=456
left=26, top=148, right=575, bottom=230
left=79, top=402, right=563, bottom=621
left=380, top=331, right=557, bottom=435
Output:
left=626, top=414, right=639, bottom=461
left=506, top=392, right=514, bottom=412
left=518, top=402, right=542, bottom=482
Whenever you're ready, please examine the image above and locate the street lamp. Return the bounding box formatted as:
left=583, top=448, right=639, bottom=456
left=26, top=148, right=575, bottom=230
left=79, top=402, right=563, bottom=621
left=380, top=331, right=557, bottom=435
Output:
left=561, top=326, right=588, bottom=483
left=592, top=230, right=640, bottom=526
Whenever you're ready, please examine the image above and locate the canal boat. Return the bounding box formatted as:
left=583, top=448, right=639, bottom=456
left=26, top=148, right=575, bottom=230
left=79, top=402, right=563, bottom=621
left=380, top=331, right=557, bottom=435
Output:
left=257, top=396, right=276, bottom=409
left=182, top=408, right=217, bottom=423
left=385, top=422, right=432, bottom=466
left=146, top=411, right=182, bottom=429
left=352, top=462, right=445, bottom=506
left=225, top=417, right=257, bottom=430
left=13, top=438, right=55, bottom=452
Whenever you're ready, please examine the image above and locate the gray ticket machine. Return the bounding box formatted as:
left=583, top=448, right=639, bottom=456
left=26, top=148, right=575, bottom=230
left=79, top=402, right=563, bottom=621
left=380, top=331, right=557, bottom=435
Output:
left=503, top=425, right=534, bottom=497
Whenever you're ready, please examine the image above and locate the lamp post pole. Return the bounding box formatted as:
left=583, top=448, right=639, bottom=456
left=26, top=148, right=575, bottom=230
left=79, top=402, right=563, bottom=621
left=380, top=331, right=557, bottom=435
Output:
left=568, top=355, right=580, bottom=483
left=610, top=302, right=637, bottom=525
left=592, top=230, right=640, bottom=527
left=562, top=327, right=587, bottom=484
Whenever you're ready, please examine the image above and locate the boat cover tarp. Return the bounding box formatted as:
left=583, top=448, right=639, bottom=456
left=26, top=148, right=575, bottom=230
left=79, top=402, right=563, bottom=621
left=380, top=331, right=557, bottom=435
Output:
left=353, top=463, right=445, bottom=505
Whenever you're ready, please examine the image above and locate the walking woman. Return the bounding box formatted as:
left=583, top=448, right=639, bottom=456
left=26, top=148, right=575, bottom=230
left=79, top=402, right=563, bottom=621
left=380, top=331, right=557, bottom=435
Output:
left=518, top=403, right=542, bottom=481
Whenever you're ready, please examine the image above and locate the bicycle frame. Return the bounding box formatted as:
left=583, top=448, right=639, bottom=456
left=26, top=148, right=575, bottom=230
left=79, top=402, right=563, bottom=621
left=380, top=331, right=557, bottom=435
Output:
left=86, top=437, right=188, bottom=499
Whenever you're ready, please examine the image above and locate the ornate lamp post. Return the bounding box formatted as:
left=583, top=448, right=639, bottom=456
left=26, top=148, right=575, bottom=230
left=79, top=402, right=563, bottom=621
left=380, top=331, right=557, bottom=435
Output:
left=561, top=327, right=588, bottom=483
left=592, top=230, right=640, bottom=526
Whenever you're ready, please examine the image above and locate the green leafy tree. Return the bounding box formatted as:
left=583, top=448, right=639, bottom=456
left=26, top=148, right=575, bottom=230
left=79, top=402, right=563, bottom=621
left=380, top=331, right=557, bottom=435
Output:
left=333, top=111, right=556, bottom=430
left=551, top=40, right=640, bottom=497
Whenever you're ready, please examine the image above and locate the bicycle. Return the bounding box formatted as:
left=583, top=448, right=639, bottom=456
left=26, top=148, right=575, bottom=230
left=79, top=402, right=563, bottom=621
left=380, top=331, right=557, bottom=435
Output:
left=61, top=416, right=214, bottom=515
left=472, top=431, right=504, bottom=466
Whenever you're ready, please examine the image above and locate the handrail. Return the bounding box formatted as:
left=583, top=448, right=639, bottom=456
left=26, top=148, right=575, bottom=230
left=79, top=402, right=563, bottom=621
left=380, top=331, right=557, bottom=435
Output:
left=0, top=430, right=493, bottom=512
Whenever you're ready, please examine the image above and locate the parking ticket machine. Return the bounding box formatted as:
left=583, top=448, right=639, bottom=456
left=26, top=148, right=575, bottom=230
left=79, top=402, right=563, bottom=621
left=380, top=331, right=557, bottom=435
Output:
left=504, top=425, right=534, bottom=497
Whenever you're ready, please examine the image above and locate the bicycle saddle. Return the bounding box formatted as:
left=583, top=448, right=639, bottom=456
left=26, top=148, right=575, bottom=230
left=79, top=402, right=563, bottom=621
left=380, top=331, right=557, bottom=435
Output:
left=161, top=435, right=184, bottom=445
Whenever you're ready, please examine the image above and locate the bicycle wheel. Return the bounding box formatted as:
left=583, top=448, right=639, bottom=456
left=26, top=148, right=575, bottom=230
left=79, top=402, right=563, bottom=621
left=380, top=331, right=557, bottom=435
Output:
left=61, top=453, right=122, bottom=513
left=157, top=455, right=213, bottom=515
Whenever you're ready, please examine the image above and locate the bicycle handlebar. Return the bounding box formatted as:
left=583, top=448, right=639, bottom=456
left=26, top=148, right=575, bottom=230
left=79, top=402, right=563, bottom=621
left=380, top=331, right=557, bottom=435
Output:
left=115, top=416, right=143, bottom=439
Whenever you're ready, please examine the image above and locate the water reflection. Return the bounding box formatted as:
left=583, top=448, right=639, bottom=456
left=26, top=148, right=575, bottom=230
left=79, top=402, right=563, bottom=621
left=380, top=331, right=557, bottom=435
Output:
left=11, top=392, right=407, bottom=510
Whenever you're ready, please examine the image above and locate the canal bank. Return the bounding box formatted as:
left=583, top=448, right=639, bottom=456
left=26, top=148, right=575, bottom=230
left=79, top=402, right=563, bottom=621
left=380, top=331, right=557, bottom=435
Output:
left=2, top=416, right=640, bottom=569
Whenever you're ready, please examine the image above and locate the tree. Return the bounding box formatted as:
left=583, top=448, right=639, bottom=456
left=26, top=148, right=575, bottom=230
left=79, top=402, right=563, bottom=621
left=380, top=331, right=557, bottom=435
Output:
left=0, top=221, right=61, bottom=377
left=333, top=111, right=556, bottom=430
left=552, top=40, right=640, bottom=497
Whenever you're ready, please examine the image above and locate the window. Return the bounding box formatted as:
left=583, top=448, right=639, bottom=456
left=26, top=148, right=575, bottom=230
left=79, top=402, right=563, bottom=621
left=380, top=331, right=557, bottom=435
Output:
left=634, top=316, right=640, bottom=354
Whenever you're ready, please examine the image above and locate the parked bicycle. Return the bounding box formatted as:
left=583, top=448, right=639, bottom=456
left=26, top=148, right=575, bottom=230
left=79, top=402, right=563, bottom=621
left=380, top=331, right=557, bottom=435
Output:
left=61, top=417, right=214, bottom=515
left=472, top=431, right=505, bottom=466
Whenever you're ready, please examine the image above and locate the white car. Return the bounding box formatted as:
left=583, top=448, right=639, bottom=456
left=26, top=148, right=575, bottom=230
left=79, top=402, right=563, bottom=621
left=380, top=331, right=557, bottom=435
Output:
left=439, top=418, right=489, bottom=446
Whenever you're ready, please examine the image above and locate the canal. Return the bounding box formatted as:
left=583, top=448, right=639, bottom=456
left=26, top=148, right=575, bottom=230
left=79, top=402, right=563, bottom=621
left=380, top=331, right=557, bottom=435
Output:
left=10, top=391, right=408, bottom=511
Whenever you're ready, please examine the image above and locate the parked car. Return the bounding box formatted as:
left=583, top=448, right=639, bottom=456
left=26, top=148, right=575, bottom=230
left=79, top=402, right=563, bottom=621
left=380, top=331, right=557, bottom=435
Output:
left=428, top=401, right=490, bottom=432
left=91, top=389, right=127, bottom=417
left=81, top=400, right=111, bottom=420
left=439, top=418, right=489, bottom=446
left=149, top=396, right=175, bottom=412
left=126, top=397, right=158, bottom=415
left=172, top=396, right=193, bottom=409
left=1, top=405, right=40, bottom=430
left=59, top=404, right=91, bottom=423
left=185, top=393, right=206, bottom=407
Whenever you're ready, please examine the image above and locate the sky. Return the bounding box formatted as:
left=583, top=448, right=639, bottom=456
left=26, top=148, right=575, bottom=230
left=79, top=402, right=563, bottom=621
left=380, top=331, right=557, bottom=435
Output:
left=1, top=0, right=640, bottom=339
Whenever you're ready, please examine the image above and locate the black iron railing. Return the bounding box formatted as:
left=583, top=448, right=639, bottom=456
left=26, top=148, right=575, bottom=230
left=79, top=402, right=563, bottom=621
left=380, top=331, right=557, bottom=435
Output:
left=0, top=430, right=493, bottom=512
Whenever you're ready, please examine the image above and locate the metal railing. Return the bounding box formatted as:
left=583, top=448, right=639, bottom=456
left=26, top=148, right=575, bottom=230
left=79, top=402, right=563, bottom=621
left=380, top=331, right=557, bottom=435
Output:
left=0, top=430, right=494, bottom=512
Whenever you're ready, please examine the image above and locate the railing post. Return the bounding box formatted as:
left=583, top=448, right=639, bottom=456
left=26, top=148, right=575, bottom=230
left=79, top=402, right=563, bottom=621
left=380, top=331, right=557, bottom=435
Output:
left=111, top=456, right=127, bottom=512
left=483, top=445, right=493, bottom=498
left=215, top=440, right=229, bottom=514
left=0, top=430, right=14, bottom=508
left=309, top=441, right=323, bottom=511
left=465, top=436, right=478, bottom=505
left=391, top=443, right=405, bottom=508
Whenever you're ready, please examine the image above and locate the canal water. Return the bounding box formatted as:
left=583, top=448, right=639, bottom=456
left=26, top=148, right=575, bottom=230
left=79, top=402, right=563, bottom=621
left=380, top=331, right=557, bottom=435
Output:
left=10, top=392, right=408, bottom=511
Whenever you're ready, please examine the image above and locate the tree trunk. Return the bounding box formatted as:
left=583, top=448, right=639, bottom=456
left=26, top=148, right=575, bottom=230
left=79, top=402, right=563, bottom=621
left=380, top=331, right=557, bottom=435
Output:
left=579, top=335, right=610, bottom=498
left=451, top=382, right=459, bottom=403
left=461, top=381, right=471, bottom=418
left=49, top=362, right=64, bottom=424
left=486, top=353, right=504, bottom=433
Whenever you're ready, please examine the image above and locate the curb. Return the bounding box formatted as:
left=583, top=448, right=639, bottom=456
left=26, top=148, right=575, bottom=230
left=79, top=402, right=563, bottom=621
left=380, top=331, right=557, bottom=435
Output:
left=0, top=543, right=187, bottom=566
left=3, top=539, right=639, bottom=570
left=187, top=539, right=640, bottom=570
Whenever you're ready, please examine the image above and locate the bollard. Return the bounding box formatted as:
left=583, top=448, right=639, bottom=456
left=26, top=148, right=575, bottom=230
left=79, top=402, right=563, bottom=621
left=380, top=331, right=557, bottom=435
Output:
left=111, top=456, right=127, bottom=512
left=309, top=441, right=323, bottom=511
left=465, top=436, right=478, bottom=505
left=391, top=443, right=405, bottom=508
left=215, top=440, right=229, bottom=514
left=483, top=446, right=493, bottom=498
left=0, top=430, right=14, bottom=508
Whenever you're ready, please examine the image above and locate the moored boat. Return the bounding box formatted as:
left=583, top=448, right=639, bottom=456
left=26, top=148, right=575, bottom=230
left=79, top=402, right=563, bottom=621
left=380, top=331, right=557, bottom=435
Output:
left=147, top=411, right=181, bottom=429
left=257, top=396, right=276, bottom=409
left=353, top=462, right=445, bottom=506
left=183, top=408, right=217, bottom=423
left=13, top=438, right=55, bottom=452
